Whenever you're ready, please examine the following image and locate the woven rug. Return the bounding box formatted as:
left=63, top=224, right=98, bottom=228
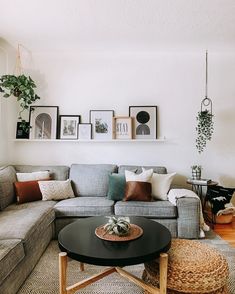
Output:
left=18, top=231, right=235, bottom=294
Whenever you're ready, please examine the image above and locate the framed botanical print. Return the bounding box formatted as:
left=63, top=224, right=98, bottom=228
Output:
left=29, top=106, right=59, bottom=139
left=89, top=110, right=114, bottom=140
left=129, top=106, right=157, bottom=139
left=113, top=117, right=133, bottom=140
left=78, top=123, right=92, bottom=140
left=59, top=115, right=80, bottom=139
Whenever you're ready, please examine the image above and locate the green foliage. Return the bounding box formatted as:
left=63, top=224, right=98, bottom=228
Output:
left=103, top=216, right=131, bottom=236
left=196, top=110, right=214, bottom=153
left=0, top=74, right=40, bottom=132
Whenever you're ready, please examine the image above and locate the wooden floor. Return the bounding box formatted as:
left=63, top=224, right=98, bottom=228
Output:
left=213, top=216, right=235, bottom=248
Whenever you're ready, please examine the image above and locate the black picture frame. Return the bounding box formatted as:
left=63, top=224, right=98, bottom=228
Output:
left=16, top=122, right=30, bottom=139
left=29, top=106, right=59, bottom=139
left=129, top=106, right=157, bottom=139
left=59, top=115, right=81, bottom=140
left=89, top=110, right=114, bottom=140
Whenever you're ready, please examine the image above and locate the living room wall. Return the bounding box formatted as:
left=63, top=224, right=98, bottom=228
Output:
left=6, top=49, right=235, bottom=186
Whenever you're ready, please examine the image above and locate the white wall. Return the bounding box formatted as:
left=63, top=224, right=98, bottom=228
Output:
left=8, top=50, right=235, bottom=186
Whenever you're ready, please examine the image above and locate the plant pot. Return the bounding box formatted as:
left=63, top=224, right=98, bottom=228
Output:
left=192, top=170, right=201, bottom=180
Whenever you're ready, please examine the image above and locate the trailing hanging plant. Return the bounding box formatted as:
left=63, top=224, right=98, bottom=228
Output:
left=0, top=74, right=40, bottom=132
left=196, top=110, right=214, bottom=153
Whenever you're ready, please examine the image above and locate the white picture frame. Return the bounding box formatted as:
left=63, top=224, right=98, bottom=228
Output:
left=129, top=106, right=157, bottom=139
left=89, top=110, right=114, bottom=140
left=113, top=116, right=133, bottom=140
left=78, top=123, right=92, bottom=140
left=29, top=106, right=58, bottom=140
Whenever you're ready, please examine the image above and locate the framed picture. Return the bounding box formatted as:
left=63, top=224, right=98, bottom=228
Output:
left=16, top=122, right=30, bottom=139
left=129, top=106, right=157, bottom=139
left=29, top=106, right=59, bottom=139
left=90, top=110, right=114, bottom=140
left=78, top=123, right=92, bottom=140
left=113, top=117, right=133, bottom=140
left=59, top=115, right=80, bottom=139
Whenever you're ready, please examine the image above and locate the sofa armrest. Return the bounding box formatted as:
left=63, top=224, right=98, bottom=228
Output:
left=176, top=198, right=200, bottom=239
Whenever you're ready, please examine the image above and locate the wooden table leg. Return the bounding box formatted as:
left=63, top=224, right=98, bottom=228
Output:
left=59, top=252, right=68, bottom=294
left=80, top=262, right=85, bottom=271
left=159, top=253, right=168, bottom=294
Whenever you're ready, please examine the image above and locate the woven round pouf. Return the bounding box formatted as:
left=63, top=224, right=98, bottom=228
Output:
left=143, top=239, right=229, bottom=294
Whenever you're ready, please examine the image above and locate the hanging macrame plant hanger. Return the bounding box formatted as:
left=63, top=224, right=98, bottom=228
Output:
left=201, top=51, right=213, bottom=114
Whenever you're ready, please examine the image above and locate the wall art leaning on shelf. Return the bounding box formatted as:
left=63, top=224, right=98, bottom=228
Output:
left=59, top=115, right=80, bottom=139
left=78, top=123, right=92, bottom=140
left=129, top=106, right=157, bottom=139
left=29, top=106, right=59, bottom=140
left=90, top=110, right=114, bottom=140
left=113, top=116, right=133, bottom=140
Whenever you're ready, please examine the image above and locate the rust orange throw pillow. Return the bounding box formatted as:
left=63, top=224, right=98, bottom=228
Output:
left=14, top=180, right=47, bottom=204
left=124, top=181, right=152, bottom=201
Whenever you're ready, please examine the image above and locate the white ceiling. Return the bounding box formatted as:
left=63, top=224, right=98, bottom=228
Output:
left=1, top=0, right=235, bottom=52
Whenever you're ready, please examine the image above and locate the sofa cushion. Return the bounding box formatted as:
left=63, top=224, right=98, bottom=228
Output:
left=114, top=200, right=177, bottom=218
left=118, top=165, right=167, bottom=175
left=70, top=164, right=118, bottom=196
left=0, top=201, right=56, bottom=243
left=14, top=180, right=44, bottom=204
left=0, top=239, right=25, bottom=286
left=14, top=165, right=69, bottom=180
left=54, top=197, right=114, bottom=217
left=107, top=174, right=126, bottom=201
left=0, top=166, right=17, bottom=210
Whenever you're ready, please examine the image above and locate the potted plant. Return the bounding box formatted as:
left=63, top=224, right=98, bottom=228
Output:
left=0, top=74, right=40, bottom=132
left=191, top=165, right=202, bottom=180
left=196, top=109, right=214, bottom=153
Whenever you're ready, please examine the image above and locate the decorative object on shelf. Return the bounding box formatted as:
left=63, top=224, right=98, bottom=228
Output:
left=59, top=115, right=80, bottom=140
left=0, top=44, right=40, bottom=134
left=129, top=106, right=157, bottom=139
left=90, top=110, right=114, bottom=140
left=78, top=123, right=92, bottom=140
left=191, top=165, right=202, bottom=180
left=196, top=51, right=214, bottom=153
left=113, top=116, right=133, bottom=140
left=16, top=122, right=30, bottom=139
left=29, top=106, right=59, bottom=139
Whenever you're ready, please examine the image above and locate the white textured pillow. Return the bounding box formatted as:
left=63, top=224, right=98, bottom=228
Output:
left=125, top=169, right=153, bottom=183
left=38, top=179, right=75, bottom=201
left=151, top=173, right=176, bottom=200
left=16, top=171, right=50, bottom=182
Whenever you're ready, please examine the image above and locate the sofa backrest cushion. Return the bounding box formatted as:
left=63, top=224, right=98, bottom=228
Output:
left=70, top=164, right=118, bottom=197
left=0, top=166, right=17, bottom=210
left=14, top=165, right=69, bottom=181
left=118, top=165, right=167, bottom=175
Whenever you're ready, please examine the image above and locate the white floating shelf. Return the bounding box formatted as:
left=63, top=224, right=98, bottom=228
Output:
left=13, top=138, right=166, bottom=143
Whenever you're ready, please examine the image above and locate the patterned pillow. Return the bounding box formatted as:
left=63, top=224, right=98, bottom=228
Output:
left=38, top=179, right=75, bottom=201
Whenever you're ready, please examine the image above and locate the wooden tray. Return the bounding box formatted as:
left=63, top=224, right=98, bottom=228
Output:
left=95, top=224, right=143, bottom=242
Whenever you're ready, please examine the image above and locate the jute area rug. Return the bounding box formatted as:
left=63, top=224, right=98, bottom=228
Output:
left=18, top=231, right=235, bottom=294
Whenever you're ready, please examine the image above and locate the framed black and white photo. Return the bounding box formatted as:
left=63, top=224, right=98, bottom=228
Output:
left=129, top=106, right=157, bottom=139
left=113, top=117, right=133, bottom=140
left=90, top=110, right=114, bottom=140
left=78, top=123, right=92, bottom=140
left=29, top=106, right=59, bottom=139
left=59, top=115, right=80, bottom=139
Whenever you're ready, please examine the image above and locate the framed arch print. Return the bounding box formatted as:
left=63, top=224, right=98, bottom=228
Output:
left=29, top=106, right=59, bottom=139
left=129, top=106, right=157, bottom=139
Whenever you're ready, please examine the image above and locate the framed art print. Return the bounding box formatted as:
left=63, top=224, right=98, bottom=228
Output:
left=29, top=106, right=59, bottom=139
left=90, top=110, right=114, bottom=140
left=78, top=123, right=92, bottom=140
left=59, top=115, right=80, bottom=139
left=129, top=106, right=157, bottom=139
left=113, top=116, right=133, bottom=140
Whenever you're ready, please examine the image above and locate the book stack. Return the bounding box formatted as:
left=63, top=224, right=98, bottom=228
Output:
left=187, top=178, right=212, bottom=185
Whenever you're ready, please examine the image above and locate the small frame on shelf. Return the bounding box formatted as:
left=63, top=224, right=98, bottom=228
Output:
left=113, top=116, right=133, bottom=140
left=59, top=115, right=80, bottom=140
left=129, top=106, right=157, bottom=139
left=29, top=106, right=59, bottom=140
left=78, top=123, right=92, bottom=140
left=16, top=122, right=30, bottom=139
left=90, top=110, right=114, bottom=140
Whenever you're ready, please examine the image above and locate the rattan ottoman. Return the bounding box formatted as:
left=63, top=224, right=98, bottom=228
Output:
left=142, top=239, right=229, bottom=294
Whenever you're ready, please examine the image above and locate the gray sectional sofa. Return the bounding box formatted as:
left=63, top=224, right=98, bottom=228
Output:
left=0, top=164, right=200, bottom=294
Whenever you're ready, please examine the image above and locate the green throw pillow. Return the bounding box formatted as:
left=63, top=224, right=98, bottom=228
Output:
left=107, top=174, right=126, bottom=201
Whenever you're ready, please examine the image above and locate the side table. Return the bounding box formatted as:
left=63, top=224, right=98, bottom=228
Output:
left=187, top=179, right=218, bottom=226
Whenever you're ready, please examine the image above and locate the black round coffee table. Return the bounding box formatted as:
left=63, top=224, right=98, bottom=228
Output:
left=58, top=216, right=171, bottom=294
